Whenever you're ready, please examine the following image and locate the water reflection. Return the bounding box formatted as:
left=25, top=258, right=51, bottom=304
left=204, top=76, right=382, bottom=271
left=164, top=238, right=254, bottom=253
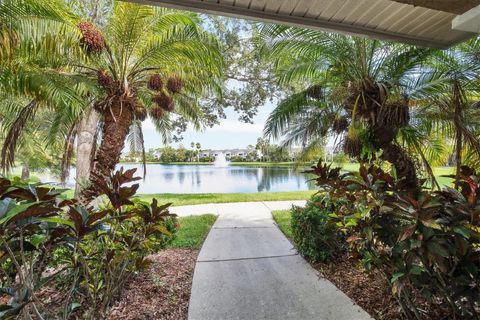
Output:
left=42, top=164, right=316, bottom=194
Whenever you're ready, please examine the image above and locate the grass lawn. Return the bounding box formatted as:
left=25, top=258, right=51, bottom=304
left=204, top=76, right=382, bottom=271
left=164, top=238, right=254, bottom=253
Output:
left=433, top=167, right=455, bottom=188
left=272, top=210, right=293, bottom=239
left=168, top=214, right=217, bottom=249
left=329, top=162, right=454, bottom=188
left=272, top=210, right=293, bottom=240
left=137, top=190, right=316, bottom=207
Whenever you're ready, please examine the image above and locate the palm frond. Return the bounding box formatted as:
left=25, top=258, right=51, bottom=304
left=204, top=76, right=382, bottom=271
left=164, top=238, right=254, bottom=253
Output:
left=1, top=100, right=37, bottom=173
left=60, top=123, right=77, bottom=185
left=127, top=120, right=147, bottom=178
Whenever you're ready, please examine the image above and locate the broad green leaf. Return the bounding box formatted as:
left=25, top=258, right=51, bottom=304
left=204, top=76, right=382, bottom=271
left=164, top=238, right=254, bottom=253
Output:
left=409, top=265, right=423, bottom=275
left=40, top=217, right=74, bottom=228
left=30, top=234, right=46, bottom=247
left=391, top=272, right=405, bottom=284
left=453, top=226, right=470, bottom=239
left=0, top=202, right=37, bottom=225
left=0, top=199, right=15, bottom=218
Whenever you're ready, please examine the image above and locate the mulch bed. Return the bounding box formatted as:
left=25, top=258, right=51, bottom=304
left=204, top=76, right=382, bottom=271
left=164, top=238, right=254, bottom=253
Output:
left=108, top=248, right=198, bottom=320
left=312, top=253, right=453, bottom=320
left=313, top=254, right=404, bottom=319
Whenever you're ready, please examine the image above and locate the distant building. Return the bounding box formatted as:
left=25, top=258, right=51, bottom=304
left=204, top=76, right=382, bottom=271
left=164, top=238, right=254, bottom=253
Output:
left=201, top=149, right=256, bottom=159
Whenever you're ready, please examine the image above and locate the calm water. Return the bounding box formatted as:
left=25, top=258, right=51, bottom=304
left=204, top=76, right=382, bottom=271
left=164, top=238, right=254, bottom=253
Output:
left=41, top=164, right=316, bottom=194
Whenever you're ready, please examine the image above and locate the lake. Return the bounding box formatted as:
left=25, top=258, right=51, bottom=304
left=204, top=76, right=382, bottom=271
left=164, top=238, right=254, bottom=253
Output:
left=42, top=164, right=316, bottom=194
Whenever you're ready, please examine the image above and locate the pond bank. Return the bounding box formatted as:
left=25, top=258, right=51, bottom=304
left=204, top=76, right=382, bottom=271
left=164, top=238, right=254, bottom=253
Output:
left=138, top=191, right=316, bottom=207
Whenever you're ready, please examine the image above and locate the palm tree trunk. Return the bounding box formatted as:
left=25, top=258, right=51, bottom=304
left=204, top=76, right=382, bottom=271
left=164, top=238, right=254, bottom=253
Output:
left=74, top=108, right=99, bottom=198
left=21, top=164, right=29, bottom=180
left=370, top=124, right=419, bottom=195
left=381, top=143, right=419, bottom=195
left=454, top=130, right=463, bottom=190
left=453, top=81, right=463, bottom=189
left=80, top=95, right=134, bottom=202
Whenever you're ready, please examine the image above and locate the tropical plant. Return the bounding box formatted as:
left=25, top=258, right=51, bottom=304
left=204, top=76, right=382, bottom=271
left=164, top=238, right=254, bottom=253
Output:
left=0, top=0, right=224, bottom=201
left=290, top=196, right=344, bottom=262
left=70, top=3, right=222, bottom=202
left=0, top=0, right=86, bottom=177
left=261, top=27, right=443, bottom=194
left=0, top=167, right=176, bottom=319
left=0, top=106, right=66, bottom=181
left=307, top=159, right=480, bottom=319
left=403, top=38, right=480, bottom=188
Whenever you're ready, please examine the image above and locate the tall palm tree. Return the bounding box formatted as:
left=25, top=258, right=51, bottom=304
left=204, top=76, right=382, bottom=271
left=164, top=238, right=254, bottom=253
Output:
left=261, top=26, right=433, bottom=194
left=0, top=0, right=84, bottom=174
left=0, top=1, right=223, bottom=201
left=403, top=38, right=480, bottom=188
left=0, top=104, right=65, bottom=180
left=195, top=142, right=201, bottom=162
left=75, top=3, right=223, bottom=201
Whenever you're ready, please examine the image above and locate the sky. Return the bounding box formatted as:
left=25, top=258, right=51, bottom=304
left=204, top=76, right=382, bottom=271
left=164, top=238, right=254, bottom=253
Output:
left=142, top=100, right=276, bottom=151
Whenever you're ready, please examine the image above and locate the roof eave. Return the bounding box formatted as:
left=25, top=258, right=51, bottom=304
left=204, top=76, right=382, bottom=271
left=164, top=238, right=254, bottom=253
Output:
left=126, top=0, right=476, bottom=48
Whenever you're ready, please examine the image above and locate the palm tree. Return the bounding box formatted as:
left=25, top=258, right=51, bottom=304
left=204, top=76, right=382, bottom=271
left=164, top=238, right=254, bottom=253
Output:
left=403, top=38, right=480, bottom=188
left=263, top=87, right=338, bottom=163
left=261, top=27, right=434, bottom=194
left=76, top=3, right=223, bottom=201
left=0, top=0, right=84, bottom=176
left=195, top=142, right=201, bottom=162
left=0, top=1, right=223, bottom=201
left=0, top=101, right=65, bottom=181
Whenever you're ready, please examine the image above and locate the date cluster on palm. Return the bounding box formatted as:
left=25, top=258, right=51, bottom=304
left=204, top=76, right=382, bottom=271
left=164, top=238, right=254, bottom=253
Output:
left=150, top=74, right=182, bottom=120
left=79, top=21, right=105, bottom=53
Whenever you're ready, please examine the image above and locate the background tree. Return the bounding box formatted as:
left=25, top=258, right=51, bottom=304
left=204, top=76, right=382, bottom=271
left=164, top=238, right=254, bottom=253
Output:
left=261, top=27, right=436, bottom=194
left=65, top=0, right=114, bottom=198
left=75, top=2, right=223, bottom=201
left=403, top=39, right=480, bottom=188
left=195, top=142, right=201, bottom=161
left=0, top=0, right=84, bottom=178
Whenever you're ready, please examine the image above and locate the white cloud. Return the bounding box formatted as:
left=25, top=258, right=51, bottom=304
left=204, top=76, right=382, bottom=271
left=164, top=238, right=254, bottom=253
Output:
left=207, top=120, right=264, bottom=134
left=142, top=119, right=264, bottom=135
left=141, top=119, right=156, bottom=131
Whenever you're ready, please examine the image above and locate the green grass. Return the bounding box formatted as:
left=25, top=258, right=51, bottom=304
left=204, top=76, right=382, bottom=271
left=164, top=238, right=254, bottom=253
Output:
left=168, top=214, right=217, bottom=249
left=433, top=167, right=455, bottom=188
left=272, top=210, right=293, bottom=240
left=328, top=162, right=455, bottom=188
left=137, top=190, right=316, bottom=207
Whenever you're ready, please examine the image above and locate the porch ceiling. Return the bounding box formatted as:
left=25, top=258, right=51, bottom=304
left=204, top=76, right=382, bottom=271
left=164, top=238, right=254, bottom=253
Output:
left=127, top=0, right=480, bottom=48
left=392, top=0, right=480, bottom=15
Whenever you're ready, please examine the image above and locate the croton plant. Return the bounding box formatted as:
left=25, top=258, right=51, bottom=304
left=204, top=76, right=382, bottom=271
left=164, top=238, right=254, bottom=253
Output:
left=0, top=168, right=177, bottom=319
left=307, top=160, right=480, bottom=319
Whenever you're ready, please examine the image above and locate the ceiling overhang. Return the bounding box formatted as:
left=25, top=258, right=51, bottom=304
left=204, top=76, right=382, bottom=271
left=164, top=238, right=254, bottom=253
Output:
left=453, top=5, right=480, bottom=33
left=391, top=0, right=480, bottom=14
left=127, top=0, right=479, bottom=49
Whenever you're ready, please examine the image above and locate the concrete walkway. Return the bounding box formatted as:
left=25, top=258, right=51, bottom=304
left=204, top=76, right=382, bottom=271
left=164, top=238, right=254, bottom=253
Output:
left=169, top=200, right=307, bottom=217
left=181, top=201, right=372, bottom=320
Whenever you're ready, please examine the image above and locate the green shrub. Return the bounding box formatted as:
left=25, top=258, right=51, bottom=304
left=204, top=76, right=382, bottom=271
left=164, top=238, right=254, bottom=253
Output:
left=0, top=168, right=177, bottom=319
left=307, top=160, right=480, bottom=319
left=291, top=197, right=343, bottom=262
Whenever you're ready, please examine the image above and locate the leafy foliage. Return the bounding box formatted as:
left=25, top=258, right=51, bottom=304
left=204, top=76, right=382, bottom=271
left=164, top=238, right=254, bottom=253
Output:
left=307, top=159, right=480, bottom=319
left=0, top=168, right=177, bottom=319
left=290, top=196, right=344, bottom=262
left=261, top=27, right=480, bottom=192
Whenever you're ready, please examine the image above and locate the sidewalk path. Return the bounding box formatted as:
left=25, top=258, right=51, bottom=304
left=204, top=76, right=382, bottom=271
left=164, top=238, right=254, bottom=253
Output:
left=182, top=201, right=372, bottom=320
left=169, top=200, right=307, bottom=217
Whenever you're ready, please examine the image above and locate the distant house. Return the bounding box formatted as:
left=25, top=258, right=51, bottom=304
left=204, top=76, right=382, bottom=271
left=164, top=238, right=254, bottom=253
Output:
left=201, top=149, right=257, bottom=160
left=152, top=150, right=161, bottom=159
